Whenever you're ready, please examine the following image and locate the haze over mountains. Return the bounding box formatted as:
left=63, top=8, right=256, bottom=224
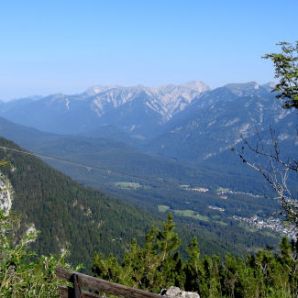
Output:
left=0, top=80, right=296, bottom=258
left=0, top=81, right=295, bottom=166
left=0, top=81, right=209, bottom=138
left=0, top=80, right=296, bottom=181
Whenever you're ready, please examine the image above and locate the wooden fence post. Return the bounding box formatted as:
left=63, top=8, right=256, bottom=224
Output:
left=70, top=274, right=82, bottom=298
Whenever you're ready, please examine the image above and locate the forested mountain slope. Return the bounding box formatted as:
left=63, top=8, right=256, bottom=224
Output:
left=0, top=137, right=154, bottom=265
left=0, top=136, right=279, bottom=261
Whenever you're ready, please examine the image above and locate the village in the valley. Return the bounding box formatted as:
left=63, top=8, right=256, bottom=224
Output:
left=233, top=215, right=297, bottom=240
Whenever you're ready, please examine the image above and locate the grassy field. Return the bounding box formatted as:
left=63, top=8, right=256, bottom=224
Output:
left=174, top=209, right=209, bottom=222
left=114, top=181, right=142, bottom=190
left=158, top=205, right=209, bottom=222
left=158, top=204, right=170, bottom=212
left=213, top=220, right=228, bottom=226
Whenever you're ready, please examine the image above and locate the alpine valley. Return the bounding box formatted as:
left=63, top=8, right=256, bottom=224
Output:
left=0, top=81, right=297, bottom=263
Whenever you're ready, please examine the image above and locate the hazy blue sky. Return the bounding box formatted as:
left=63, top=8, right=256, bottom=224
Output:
left=0, top=0, right=297, bottom=99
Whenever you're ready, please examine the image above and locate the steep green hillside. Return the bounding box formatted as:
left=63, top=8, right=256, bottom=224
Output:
left=0, top=137, right=154, bottom=266
left=0, top=119, right=281, bottom=258
left=0, top=136, right=280, bottom=264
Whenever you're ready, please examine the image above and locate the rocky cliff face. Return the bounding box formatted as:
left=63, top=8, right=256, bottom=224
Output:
left=0, top=171, right=13, bottom=214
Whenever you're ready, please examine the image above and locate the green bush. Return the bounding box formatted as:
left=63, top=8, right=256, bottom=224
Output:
left=92, top=214, right=298, bottom=297
left=0, top=211, right=69, bottom=297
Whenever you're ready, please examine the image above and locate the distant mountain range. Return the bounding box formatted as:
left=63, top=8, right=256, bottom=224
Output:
left=0, top=81, right=295, bottom=169
left=147, top=82, right=297, bottom=167
left=0, top=81, right=296, bottom=257
left=0, top=81, right=209, bottom=138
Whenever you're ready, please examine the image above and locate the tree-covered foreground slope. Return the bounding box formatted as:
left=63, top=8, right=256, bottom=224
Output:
left=1, top=208, right=297, bottom=297
left=0, top=210, right=67, bottom=297
left=93, top=214, right=298, bottom=298
left=0, top=137, right=154, bottom=265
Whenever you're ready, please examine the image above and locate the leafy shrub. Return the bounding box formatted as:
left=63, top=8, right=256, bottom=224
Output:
left=0, top=210, right=69, bottom=297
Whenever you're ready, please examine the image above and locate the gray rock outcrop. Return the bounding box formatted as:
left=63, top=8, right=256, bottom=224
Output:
left=162, top=286, right=200, bottom=298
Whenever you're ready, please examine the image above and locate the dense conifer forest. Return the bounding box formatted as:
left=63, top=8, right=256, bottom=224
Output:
left=1, top=210, right=297, bottom=297
left=0, top=137, right=280, bottom=265
left=92, top=214, right=298, bottom=297
left=0, top=137, right=154, bottom=266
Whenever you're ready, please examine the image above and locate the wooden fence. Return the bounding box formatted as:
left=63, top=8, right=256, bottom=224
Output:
left=56, top=267, right=162, bottom=298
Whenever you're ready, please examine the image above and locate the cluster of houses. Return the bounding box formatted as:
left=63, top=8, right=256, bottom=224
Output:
left=233, top=215, right=297, bottom=240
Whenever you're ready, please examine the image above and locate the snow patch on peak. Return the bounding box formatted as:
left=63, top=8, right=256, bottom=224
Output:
left=224, top=118, right=240, bottom=127
left=48, top=94, right=66, bottom=103
left=262, top=82, right=276, bottom=92
left=182, top=81, right=210, bottom=93
left=145, top=81, right=209, bottom=118
left=86, top=81, right=209, bottom=120
left=65, top=98, right=70, bottom=110
left=224, top=82, right=261, bottom=96
left=85, top=85, right=119, bottom=96
left=90, top=87, right=143, bottom=116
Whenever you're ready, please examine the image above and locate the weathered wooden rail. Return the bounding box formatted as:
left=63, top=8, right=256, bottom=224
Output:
left=56, top=267, right=162, bottom=298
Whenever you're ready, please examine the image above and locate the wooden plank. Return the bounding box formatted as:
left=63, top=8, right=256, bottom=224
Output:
left=71, top=273, right=82, bottom=298
left=59, top=286, right=101, bottom=298
left=57, top=267, right=73, bottom=280
left=59, top=286, right=69, bottom=298
left=81, top=291, right=102, bottom=298
left=77, top=273, right=161, bottom=298
left=56, top=268, right=161, bottom=298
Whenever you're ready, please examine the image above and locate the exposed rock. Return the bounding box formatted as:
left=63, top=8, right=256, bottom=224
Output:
left=0, top=172, right=13, bottom=214
left=162, top=286, right=200, bottom=298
